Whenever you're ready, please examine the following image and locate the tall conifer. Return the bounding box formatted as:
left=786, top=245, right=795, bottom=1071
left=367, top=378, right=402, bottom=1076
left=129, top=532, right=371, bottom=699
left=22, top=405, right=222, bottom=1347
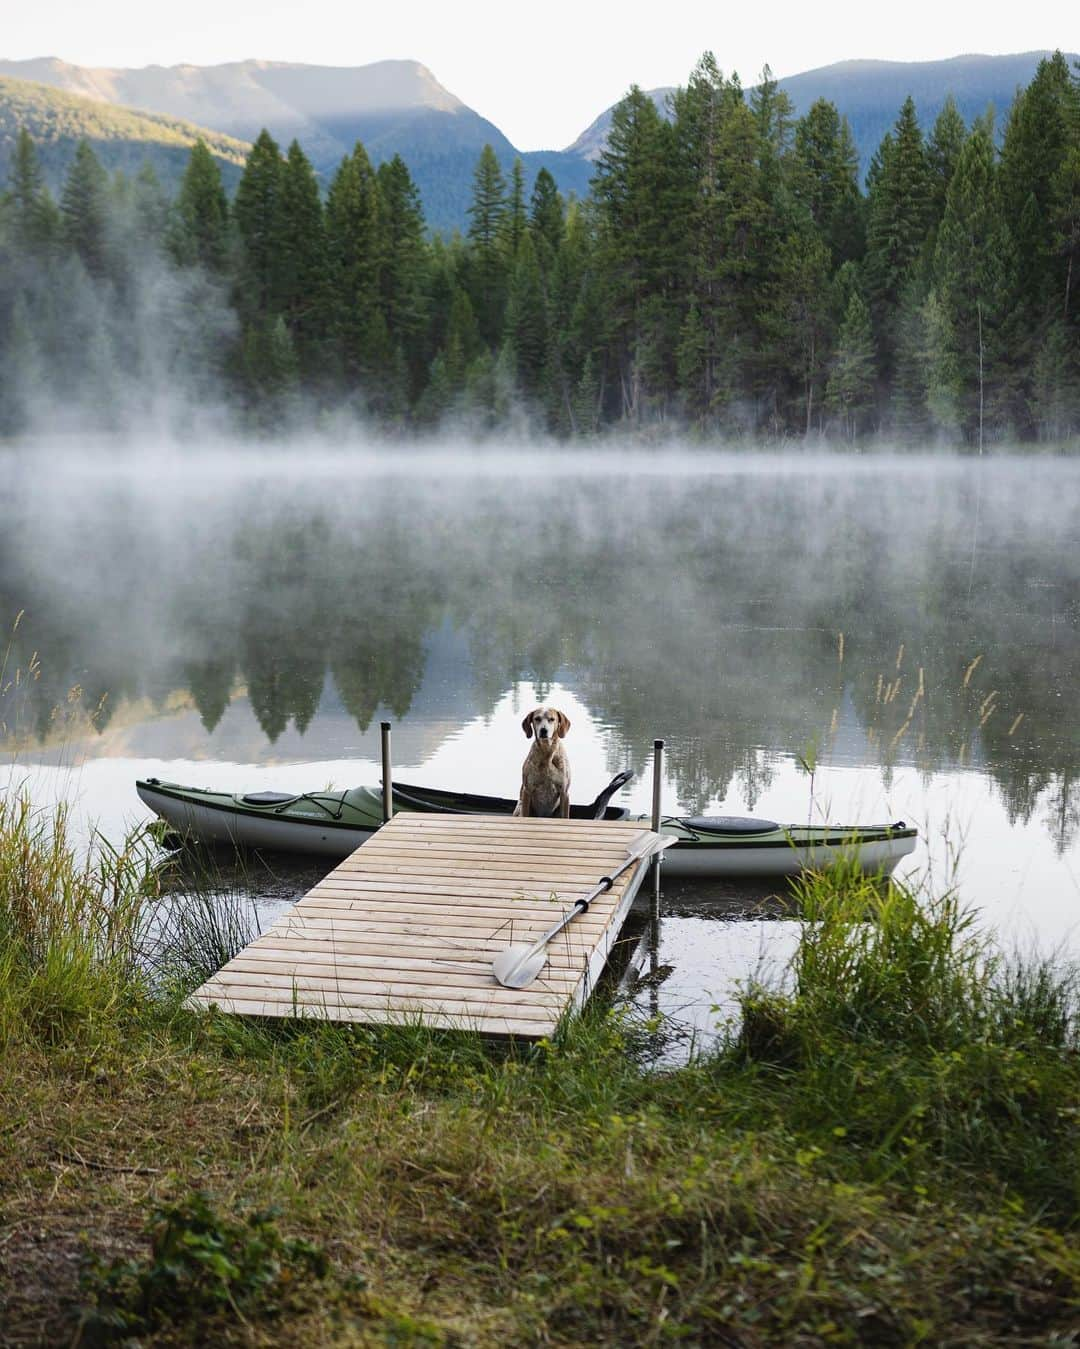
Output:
left=934, top=118, right=1013, bottom=440
left=234, top=129, right=284, bottom=319
left=173, top=139, right=229, bottom=272
left=865, top=97, right=933, bottom=378
left=60, top=141, right=110, bottom=278
left=466, top=145, right=509, bottom=346
left=528, top=168, right=565, bottom=264
left=275, top=140, right=329, bottom=376
left=325, top=142, right=381, bottom=383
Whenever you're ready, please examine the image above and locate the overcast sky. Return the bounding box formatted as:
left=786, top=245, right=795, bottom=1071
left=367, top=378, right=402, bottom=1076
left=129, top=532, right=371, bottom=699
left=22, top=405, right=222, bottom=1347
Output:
left=2, top=1, right=1073, bottom=149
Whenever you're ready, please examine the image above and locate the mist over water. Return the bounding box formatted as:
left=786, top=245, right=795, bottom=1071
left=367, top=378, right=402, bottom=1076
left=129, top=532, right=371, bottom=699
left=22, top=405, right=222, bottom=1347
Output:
left=2, top=445, right=1078, bottom=1051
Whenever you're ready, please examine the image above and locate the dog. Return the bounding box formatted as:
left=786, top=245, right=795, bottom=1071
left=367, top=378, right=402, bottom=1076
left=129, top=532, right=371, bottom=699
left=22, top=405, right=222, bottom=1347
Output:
left=513, top=706, right=572, bottom=818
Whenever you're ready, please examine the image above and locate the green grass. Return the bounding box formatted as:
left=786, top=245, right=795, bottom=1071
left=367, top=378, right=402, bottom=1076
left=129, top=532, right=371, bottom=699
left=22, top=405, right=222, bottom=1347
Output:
left=2, top=792, right=1080, bottom=1345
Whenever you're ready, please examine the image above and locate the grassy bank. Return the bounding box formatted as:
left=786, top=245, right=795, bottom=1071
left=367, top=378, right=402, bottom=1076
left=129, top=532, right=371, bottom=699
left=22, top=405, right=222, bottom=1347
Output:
left=1, top=795, right=1079, bottom=1346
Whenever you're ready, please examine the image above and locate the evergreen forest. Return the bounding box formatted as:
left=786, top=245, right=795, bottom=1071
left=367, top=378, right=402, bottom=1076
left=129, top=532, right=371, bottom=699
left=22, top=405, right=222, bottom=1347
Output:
left=2, top=51, right=1079, bottom=445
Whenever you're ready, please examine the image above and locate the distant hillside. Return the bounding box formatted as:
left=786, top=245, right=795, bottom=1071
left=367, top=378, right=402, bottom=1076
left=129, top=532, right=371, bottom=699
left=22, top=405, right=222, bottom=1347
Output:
left=6, top=50, right=1072, bottom=229
left=0, top=57, right=590, bottom=232
left=566, top=51, right=1080, bottom=180
left=0, top=74, right=250, bottom=194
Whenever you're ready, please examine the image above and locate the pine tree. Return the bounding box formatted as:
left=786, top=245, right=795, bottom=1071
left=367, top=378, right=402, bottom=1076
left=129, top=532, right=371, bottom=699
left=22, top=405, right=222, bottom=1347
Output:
left=173, top=139, right=229, bottom=271
left=325, top=141, right=381, bottom=383
left=528, top=167, right=564, bottom=264
left=826, top=291, right=876, bottom=439
left=676, top=298, right=708, bottom=421
left=591, top=85, right=681, bottom=419
left=890, top=287, right=931, bottom=440
left=927, top=97, right=967, bottom=224
left=865, top=97, right=933, bottom=378
left=60, top=140, right=110, bottom=277
left=131, top=164, right=170, bottom=250
left=791, top=99, right=863, bottom=266
left=241, top=315, right=299, bottom=425
left=233, top=129, right=284, bottom=319
left=933, top=118, right=1013, bottom=441
left=572, top=352, right=601, bottom=434
left=921, top=288, right=961, bottom=436
left=376, top=155, right=428, bottom=393
left=1030, top=318, right=1079, bottom=439
left=504, top=157, right=527, bottom=258
left=750, top=65, right=794, bottom=192
left=444, top=286, right=481, bottom=380
left=505, top=231, right=548, bottom=402
left=544, top=198, right=598, bottom=429
left=5, top=127, right=58, bottom=254
left=999, top=52, right=1076, bottom=322
left=0, top=296, right=44, bottom=433
left=466, top=145, right=509, bottom=346
left=748, top=64, right=797, bottom=314
left=275, top=140, right=329, bottom=378
left=669, top=57, right=762, bottom=424
left=1054, top=142, right=1080, bottom=329
left=758, top=229, right=832, bottom=433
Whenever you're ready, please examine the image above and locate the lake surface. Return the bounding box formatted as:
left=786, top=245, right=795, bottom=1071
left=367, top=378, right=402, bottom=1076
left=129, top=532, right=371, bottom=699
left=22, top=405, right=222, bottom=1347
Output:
left=3, top=447, right=1078, bottom=1055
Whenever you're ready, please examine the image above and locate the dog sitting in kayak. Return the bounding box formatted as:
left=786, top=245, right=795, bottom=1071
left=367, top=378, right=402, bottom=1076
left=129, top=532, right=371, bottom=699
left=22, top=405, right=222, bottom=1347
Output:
left=513, top=706, right=571, bottom=817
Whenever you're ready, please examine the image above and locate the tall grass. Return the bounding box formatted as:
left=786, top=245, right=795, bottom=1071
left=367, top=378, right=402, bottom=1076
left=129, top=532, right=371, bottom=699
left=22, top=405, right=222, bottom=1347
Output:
left=736, top=866, right=1080, bottom=1213
left=149, top=843, right=263, bottom=990
left=0, top=792, right=161, bottom=1043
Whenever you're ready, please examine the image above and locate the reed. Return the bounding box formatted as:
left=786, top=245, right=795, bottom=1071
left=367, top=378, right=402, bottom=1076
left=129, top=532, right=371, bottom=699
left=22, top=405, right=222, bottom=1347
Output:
left=0, top=792, right=159, bottom=1043
left=734, top=866, right=1080, bottom=1214
left=149, top=845, right=264, bottom=992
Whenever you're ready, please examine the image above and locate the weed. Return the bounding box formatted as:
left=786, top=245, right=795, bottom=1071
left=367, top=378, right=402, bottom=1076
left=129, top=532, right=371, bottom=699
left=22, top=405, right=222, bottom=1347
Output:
left=80, top=1190, right=330, bottom=1340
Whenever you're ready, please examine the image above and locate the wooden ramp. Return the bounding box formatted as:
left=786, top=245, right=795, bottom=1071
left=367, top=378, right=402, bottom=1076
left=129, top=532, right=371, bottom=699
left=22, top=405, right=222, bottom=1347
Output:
left=187, top=814, right=653, bottom=1039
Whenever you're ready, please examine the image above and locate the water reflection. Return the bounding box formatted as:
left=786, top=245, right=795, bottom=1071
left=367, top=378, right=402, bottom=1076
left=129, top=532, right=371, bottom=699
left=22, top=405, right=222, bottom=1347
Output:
left=3, top=453, right=1076, bottom=852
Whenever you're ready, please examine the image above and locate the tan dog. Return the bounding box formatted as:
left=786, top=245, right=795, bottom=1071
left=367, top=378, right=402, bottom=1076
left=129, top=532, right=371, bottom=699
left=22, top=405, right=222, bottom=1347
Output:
left=513, top=706, right=572, bottom=818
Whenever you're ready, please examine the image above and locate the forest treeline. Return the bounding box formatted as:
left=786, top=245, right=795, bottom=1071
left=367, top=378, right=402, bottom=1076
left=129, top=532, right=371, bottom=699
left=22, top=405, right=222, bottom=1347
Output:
left=1, top=50, right=1079, bottom=443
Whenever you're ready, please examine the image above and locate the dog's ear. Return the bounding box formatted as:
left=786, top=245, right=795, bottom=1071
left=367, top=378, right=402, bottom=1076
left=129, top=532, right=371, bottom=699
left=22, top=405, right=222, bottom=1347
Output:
left=556, top=710, right=571, bottom=738
left=521, top=710, right=536, bottom=738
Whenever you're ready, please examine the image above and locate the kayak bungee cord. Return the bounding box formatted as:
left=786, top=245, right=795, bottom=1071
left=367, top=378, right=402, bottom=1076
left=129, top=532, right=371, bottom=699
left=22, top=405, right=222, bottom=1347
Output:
left=267, top=792, right=349, bottom=819
left=146, top=780, right=350, bottom=821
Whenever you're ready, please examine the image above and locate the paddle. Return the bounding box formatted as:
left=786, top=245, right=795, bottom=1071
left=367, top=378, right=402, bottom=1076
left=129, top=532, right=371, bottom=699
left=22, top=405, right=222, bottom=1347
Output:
left=491, top=829, right=679, bottom=989
left=586, top=769, right=634, bottom=819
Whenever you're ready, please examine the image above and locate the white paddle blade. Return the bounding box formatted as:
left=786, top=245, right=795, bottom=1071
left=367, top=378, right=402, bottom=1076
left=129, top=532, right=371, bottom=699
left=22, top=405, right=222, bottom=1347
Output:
left=492, top=834, right=677, bottom=989
left=492, top=943, right=548, bottom=989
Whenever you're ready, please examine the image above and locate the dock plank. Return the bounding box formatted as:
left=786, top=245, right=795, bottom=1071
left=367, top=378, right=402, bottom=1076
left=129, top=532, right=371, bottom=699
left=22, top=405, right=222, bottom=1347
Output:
left=187, top=814, right=652, bottom=1038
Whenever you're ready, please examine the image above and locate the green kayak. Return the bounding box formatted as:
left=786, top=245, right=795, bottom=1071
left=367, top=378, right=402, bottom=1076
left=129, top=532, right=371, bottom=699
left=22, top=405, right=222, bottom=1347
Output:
left=137, top=774, right=916, bottom=879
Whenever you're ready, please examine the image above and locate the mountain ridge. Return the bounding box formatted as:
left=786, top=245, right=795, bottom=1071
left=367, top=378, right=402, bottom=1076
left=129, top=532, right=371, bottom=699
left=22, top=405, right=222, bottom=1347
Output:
left=0, top=55, right=580, bottom=230
left=0, top=74, right=251, bottom=193
left=565, top=49, right=1080, bottom=177
left=3, top=50, right=1076, bottom=225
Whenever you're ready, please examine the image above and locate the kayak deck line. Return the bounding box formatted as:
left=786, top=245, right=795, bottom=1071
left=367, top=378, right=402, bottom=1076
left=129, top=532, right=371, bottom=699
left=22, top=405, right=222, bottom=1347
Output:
left=186, top=814, right=655, bottom=1039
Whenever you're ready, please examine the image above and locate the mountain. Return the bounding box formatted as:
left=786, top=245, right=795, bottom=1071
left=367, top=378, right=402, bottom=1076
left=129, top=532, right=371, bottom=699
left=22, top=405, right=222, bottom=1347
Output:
left=0, top=74, right=250, bottom=193
left=0, top=56, right=593, bottom=232
left=565, top=51, right=1080, bottom=180
left=5, top=50, right=1071, bottom=231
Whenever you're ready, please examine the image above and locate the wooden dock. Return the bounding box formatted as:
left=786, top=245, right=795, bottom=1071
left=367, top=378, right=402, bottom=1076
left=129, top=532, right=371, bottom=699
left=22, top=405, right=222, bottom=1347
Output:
left=187, top=813, right=654, bottom=1038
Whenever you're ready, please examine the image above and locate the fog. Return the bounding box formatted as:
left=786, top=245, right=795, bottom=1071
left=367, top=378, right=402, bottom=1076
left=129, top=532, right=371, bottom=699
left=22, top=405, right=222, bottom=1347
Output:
left=3, top=447, right=1076, bottom=824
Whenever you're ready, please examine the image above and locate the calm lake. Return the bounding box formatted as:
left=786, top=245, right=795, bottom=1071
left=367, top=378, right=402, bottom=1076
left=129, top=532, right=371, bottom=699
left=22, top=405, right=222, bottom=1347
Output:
left=3, top=447, right=1078, bottom=1055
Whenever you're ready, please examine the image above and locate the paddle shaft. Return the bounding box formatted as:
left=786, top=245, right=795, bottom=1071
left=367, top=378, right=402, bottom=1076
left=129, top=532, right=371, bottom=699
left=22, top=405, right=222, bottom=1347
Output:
left=520, top=847, right=652, bottom=956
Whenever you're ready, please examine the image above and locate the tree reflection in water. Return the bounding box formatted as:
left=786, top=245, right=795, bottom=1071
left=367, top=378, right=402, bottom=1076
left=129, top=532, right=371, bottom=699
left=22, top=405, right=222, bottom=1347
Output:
left=1, top=454, right=1077, bottom=852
